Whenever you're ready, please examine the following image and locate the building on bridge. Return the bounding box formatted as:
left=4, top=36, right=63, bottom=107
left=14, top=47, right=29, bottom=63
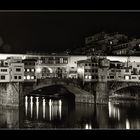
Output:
left=77, top=56, right=110, bottom=83
left=22, top=59, right=37, bottom=82
left=0, top=57, right=24, bottom=82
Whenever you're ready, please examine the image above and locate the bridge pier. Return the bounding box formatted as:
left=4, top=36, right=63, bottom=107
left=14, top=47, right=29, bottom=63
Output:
left=93, top=82, right=109, bottom=104
left=0, top=83, right=22, bottom=107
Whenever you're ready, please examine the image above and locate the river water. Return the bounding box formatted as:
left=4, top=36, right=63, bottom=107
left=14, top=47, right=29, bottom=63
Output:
left=0, top=95, right=140, bottom=129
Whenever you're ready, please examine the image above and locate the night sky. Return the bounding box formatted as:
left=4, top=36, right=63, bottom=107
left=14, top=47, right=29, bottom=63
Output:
left=0, top=12, right=140, bottom=53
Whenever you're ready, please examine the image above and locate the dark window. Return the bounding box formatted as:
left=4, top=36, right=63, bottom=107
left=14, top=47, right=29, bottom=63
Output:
left=18, top=76, right=21, bottom=79
left=132, top=77, right=136, bottom=79
left=14, top=76, right=17, bottom=79
left=96, top=76, right=98, bottom=79
left=16, top=68, right=21, bottom=72
left=95, top=69, right=98, bottom=73
left=85, top=64, right=87, bottom=66
left=125, top=69, right=129, bottom=73
left=92, top=70, right=94, bottom=73
left=1, top=69, right=7, bottom=72
left=85, top=69, right=88, bottom=72
left=110, top=76, right=114, bottom=79
left=89, top=64, right=91, bottom=66
left=24, top=62, right=27, bottom=65
left=1, top=76, right=5, bottom=80
left=92, top=64, right=94, bottom=66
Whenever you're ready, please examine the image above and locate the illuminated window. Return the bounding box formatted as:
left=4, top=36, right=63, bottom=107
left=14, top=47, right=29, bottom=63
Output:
left=27, top=75, right=30, bottom=80
left=125, top=76, right=129, bottom=80
left=89, top=76, right=92, bottom=79
left=31, top=76, right=34, bottom=79
left=85, top=75, right=88, bottom=79
left=31, top=69, right=35, bottom=72
left=24, top=76, right=26, bottom=79
left=27, top=69, right=30, bottom=72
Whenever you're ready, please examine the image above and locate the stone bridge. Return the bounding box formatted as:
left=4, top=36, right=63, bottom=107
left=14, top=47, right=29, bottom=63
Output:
left=33, top=78, right=76, bottom=90
left=108, top=81, right=140, bottom=95
left=27, top=78, right=140, bottom=104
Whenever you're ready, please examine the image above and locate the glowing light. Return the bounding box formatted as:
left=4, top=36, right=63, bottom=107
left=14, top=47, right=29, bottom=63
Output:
left=43, top=98, right=46, bottom=119
left=36, top=67, right=42, bottom=73
left=126, top=119, right=130, bottom=129
left=31, top=76, right=34, bottom=79
left=30, top=96, right=33, bottom=118
left=36, top=97, right=39, bottom=120
left=89, top=75, right=92, bottom=79
left=49, top=99, right=52, bottom=121
left=27, top=75, right=30, bottom=80
left=27, top=69, right=30, bottom=72
left=85, top=75, right=88, bottom=79
left=88, top=124, right=92, bottom=129
left=85, top=124, right=89, bottom=129
left=48, top=67, right=53, bottom=73
left=24, top=76, right=26, bottom=79
left=125, top=75, right=129, bottom=80
left=85, top=123, right=92, bottom=129
left=25, top=96, right=28, bottom=116
left=59, top=100, right=62, bottom=120
left=77, top=67, right=83, bottom=73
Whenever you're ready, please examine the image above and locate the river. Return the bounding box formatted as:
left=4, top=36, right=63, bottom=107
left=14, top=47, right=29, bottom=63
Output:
left=0, top=95, right=140, bottom=129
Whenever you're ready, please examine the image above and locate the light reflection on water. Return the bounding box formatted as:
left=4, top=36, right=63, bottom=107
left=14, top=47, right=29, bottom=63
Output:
left=1, top=96, right=140, bottom=128
left=21, top=97, right=140, bottom=129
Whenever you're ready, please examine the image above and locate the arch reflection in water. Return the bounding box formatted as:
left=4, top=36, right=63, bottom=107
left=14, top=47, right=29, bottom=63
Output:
left=30, top=96, right=33, bottom=118
left=36, top=97, right=39, bottom=120
left=43, top=98, right=46, bottom=119
left=25, top=96, right=28, bottom=116
left=108, top=102, right=120, bottom=121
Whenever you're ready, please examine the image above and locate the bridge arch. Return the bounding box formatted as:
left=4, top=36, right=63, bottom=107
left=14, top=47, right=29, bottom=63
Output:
left=109, top=82, right=140, bottom=95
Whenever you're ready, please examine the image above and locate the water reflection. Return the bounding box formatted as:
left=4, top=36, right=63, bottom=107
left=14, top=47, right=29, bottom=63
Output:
left=21, top=96, right=140, bottom=129
left=25, top=96, right=28, bottom=116
left=43, top=98, right=45, bottom=119
left=30, top=96, right=33, bottom=118
left=85, top=123, right=92, bottom=129
left=108, top=102, right=120, bottom=121
left=36, top=97, right=39, bottom=120
left=49, top=99, right=52, bottom=121
left=126, top=119, right=130, bottom=129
